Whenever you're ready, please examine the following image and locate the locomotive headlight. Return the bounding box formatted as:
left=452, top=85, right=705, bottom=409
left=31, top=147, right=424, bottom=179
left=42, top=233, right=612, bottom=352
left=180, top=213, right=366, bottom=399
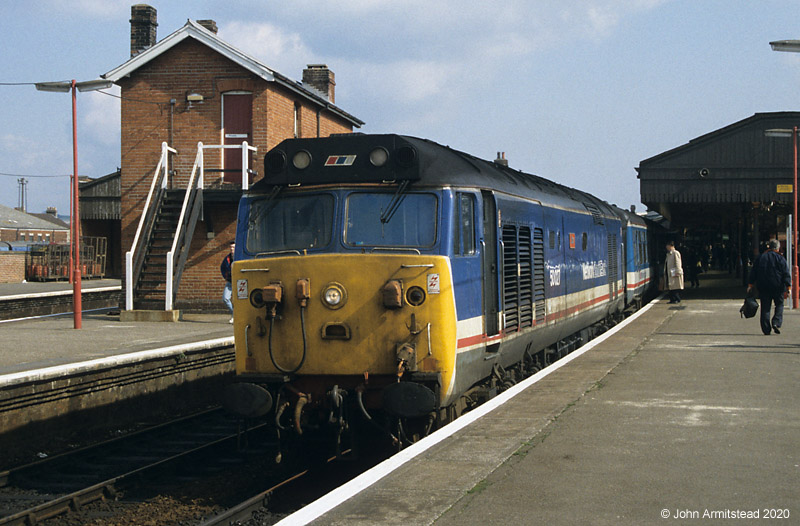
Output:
left=321, top=282, right=347, bottom=309
left=325, top=288, right=341, bottom=305
left=292, top=150, right=312, bottom=170
left=369, top=147, right=389, bottom=167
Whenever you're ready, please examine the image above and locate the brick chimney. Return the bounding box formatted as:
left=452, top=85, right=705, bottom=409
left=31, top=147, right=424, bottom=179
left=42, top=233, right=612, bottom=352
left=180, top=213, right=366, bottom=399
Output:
left=303, top=64, right=335, bottom=103
left=197, top=19, right=218, bottom=34
left=130, top=4, right=158, bottom=57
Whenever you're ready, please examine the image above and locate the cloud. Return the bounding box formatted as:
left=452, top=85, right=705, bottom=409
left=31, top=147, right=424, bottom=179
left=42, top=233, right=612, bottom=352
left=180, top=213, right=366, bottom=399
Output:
left=1, top=133, right=70, bottom=174
left=214, top=1, right=670, bottom=115
left=82, top=86, right=121, bottom=147
left=220, top=21, right=315, bottom=77
left=364, top=60, right=458, bottom=104
left=42, top=0, right=129, bottom=19
left=557, top=0, right=670, bottom=38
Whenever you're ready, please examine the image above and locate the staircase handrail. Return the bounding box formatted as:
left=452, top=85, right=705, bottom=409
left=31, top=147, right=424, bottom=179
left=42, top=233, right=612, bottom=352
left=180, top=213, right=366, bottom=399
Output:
left=164, top=141, right=257, bottom=310
left=125, top=142, right=176, bottom=311
left=165, top=142, right=205, bottom=310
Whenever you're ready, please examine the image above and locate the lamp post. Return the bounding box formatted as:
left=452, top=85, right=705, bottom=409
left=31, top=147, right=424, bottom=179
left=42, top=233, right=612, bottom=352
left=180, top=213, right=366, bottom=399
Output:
left=35, top=79, right=113, bottom=329
left=765, top=127, right=799, bottom=309
left=768, top=38, right=800, bottom=309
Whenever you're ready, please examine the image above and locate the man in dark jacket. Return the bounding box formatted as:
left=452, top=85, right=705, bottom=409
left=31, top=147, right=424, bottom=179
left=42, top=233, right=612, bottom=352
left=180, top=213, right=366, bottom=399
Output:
left=747, top=239, right=791, bottom=335
left=221, top=241, right=235, bottom=324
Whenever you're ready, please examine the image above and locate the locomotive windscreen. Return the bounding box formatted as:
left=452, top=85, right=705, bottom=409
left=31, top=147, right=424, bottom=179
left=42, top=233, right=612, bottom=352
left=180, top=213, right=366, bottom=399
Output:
left=345, top=192, right=438, bottom=248
left=246, top=192, right=335, bottom=253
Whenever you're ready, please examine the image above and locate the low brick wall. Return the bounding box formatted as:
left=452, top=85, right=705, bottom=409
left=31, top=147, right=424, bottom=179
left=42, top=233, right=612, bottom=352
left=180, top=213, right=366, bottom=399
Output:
left=0, top=253, right=26, bottom=283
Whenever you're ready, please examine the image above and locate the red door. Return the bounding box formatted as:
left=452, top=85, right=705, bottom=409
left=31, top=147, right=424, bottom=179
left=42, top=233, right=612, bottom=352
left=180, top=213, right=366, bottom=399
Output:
left=222, top=92, right=253, bottom=184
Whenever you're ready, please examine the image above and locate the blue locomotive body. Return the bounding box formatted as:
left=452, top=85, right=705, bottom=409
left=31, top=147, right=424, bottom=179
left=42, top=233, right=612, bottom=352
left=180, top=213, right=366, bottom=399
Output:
left=227, top=134, right=660, bottom=449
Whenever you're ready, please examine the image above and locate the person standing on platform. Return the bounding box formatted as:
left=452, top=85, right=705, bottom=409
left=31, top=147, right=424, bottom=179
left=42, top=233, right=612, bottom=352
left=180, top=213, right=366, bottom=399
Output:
left=665, top=241, right=684, bottom=303
left=747, top=239, right=791, bottom=335
left=220, top=240, right=235, bottom=324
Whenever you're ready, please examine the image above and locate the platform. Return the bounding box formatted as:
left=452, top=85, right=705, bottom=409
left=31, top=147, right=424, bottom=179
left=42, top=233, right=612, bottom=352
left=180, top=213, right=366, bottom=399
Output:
left=287, top=272, right=798, bottom=525
left=0, top=310, right=233, bottom=376
left=0, top=278, right=122, bottom=320
left=0, top=288, right=235, bottom=468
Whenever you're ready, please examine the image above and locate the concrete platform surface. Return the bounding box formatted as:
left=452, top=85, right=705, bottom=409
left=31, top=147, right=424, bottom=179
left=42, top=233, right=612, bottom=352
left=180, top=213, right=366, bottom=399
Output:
left=0, top=310, right=233, bottom=377
left=306, top=275, right=798, bottom=525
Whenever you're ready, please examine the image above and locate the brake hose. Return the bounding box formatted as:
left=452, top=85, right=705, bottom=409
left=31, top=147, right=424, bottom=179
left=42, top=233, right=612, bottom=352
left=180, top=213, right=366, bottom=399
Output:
left=267, top=306, right=308, bottom=374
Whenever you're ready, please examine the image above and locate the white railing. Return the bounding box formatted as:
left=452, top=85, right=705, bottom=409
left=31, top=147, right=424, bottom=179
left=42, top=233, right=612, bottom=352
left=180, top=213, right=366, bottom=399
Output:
left=164, top=141, right=257, bottom=310
left=212, top=141, right=258, bottom=190
left=125, top=142, right=176, bottom=311
left=165, top=143, right=203, bottom=311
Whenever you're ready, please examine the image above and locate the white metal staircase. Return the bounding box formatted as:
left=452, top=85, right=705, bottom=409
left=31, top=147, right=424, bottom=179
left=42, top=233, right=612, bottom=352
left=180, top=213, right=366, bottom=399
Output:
left=125, top=141, right=257, bottom=312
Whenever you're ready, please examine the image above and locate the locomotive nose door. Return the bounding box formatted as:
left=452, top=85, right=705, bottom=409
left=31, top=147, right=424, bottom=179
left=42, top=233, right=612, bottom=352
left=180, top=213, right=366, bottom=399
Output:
left=481, top=191, right=500, bottom=343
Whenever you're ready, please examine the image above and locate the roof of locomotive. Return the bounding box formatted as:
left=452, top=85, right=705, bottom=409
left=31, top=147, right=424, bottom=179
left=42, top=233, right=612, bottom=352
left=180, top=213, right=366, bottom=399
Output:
left=252, top=133, right=618, bottom=219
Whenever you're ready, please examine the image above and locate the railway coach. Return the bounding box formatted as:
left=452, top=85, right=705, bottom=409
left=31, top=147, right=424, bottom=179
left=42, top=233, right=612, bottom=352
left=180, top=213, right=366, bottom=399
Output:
left=223, top=133, right=658, bottom=455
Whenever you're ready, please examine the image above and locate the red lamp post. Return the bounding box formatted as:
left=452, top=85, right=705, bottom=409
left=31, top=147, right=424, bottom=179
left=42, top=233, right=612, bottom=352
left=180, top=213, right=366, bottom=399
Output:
left=768, top=38, right=800, bottom=307
left=794, top=128, right=799, bottom=309
left=765, top=126, right=799, bottom=309
left=35, top=79, right=112, bottom=328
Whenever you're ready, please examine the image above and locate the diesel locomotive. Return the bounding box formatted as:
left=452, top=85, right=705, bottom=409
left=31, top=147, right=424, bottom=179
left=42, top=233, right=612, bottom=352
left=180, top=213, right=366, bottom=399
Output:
left=223, top=133, right=658, bottom=454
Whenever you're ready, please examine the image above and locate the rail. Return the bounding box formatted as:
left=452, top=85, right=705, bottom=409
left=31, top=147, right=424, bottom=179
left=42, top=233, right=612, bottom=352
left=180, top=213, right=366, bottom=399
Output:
left=125, top=142, right=176, bottom=311
left=0, top=409, right=260, bottom=526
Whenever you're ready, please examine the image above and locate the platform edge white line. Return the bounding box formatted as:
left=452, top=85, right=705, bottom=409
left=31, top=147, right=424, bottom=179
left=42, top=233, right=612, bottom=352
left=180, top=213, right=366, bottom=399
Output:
left=0, top=336, right=235, bottom=388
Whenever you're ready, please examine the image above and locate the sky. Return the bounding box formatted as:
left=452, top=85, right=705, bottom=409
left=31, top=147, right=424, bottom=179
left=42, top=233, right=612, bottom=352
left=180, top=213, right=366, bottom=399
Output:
left=2, top=0, right=800, bottom=217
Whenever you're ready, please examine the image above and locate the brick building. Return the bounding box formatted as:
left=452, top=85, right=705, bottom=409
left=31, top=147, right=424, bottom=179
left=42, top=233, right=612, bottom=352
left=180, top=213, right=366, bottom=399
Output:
left=102, top=5, right=363, bottom=312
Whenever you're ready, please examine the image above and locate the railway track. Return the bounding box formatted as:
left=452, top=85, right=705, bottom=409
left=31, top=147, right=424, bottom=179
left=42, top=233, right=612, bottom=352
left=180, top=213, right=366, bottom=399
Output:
left=198, top=442, right=394, bottom=526
left=0, top=407, right=389, bottom=526
left=0, top=408, right=266, bottom=525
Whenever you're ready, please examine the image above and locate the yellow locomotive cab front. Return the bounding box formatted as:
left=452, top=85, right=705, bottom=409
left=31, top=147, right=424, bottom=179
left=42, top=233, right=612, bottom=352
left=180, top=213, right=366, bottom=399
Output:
left=231, top=253, right=457, bottom=413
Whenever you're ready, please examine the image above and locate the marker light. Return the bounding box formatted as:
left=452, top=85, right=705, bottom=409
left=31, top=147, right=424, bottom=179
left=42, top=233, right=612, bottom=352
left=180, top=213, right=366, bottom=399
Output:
left=369, top=147, right=389, bottom=167
left=407, top=286, right=426, bottom=306
left=265, top=150, right=287, bottom=173
left=293, top=150, right=312, bottom=170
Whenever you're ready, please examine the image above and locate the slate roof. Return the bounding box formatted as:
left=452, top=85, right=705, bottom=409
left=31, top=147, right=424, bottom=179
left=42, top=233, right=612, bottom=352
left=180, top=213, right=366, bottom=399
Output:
left=30, top=213, right=69, bottom=229
left=0, top=203, right=69, bottom=231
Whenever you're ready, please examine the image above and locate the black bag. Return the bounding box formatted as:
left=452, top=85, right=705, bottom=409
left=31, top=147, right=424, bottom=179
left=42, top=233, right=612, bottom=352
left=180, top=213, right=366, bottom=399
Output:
left=740, top=292, right=758, bottom=319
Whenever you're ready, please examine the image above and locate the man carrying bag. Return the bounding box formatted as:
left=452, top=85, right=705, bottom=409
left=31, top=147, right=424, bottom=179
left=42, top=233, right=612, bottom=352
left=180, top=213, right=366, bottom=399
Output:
left=747, top=239, right=791, bottom=335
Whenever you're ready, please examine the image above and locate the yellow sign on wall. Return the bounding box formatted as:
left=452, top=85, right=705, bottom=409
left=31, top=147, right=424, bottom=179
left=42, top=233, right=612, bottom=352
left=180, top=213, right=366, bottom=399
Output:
left=777, top=184, right=794, bottom=194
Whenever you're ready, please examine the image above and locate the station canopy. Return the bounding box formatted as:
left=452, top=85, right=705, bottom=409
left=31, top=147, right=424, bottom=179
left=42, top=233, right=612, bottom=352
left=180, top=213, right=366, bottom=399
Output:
left=637, top=112, right=800, bottom=238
